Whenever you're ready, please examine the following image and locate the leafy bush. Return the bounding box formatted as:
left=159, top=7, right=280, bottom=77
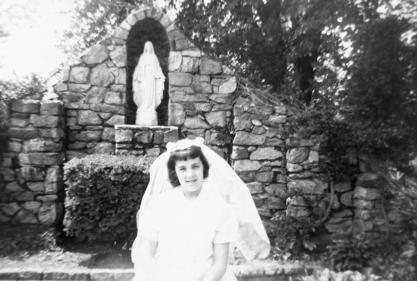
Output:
left=63, top=154, right=153, bottom=244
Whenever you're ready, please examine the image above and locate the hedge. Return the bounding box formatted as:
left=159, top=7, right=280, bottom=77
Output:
left=63, top=154, right=153, bottom=243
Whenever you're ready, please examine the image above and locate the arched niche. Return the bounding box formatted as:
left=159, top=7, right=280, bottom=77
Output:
left=126, top=18, right=170, bottom=125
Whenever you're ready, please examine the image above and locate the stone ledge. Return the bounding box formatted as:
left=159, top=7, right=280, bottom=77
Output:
left=0, top=262, right=315, bottom=281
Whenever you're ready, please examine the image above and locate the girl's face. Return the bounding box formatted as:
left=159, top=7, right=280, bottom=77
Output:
left=175, top=157, right=204, bottom=197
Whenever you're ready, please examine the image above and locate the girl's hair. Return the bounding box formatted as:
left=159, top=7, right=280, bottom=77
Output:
left=167, top=145, right=210, bottom=187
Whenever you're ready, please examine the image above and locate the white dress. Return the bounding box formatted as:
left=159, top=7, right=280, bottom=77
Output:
left=133, top=184, right=238, bottom=281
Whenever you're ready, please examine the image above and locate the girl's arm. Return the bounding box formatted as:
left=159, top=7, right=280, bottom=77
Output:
left=200, top=242, right=230, bottom=281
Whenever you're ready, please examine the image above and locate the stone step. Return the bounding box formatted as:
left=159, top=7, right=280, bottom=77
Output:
left=0, top=262, right=315, bottom=281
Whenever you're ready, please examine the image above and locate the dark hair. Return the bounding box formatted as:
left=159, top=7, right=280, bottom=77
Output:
left=167, top=145, right=210, bottom=187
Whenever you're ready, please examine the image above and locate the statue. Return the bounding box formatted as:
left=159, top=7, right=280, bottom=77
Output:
left=132, top=41, right=165, bottom=126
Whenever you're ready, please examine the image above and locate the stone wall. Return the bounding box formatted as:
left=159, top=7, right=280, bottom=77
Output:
left=230, top=93, right=287, bottom=235
left=0, top=99, right=65, bottom=226
left=54, top=6, right=238, bottom=160
left=115, top=125, right=179, bottom=158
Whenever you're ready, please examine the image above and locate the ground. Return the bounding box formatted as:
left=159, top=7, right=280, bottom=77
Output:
left=0, top=225, right=133, bottom=269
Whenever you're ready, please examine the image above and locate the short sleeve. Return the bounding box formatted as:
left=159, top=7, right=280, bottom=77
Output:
left=138, top=199, right=162, bottom=242
left=213, top=205, right=238, bottom=244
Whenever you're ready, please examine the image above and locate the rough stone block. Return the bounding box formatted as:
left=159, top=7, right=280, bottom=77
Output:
left=134, top=130, right=153, bottom=144
left=27, top=182, right=44, bottom=193
left=353, top=186, right=381, bottom=200
left=105, top=114, right=124, bottom=125
left=182, top=49, right=201, bottom=57
left=218, top=76, right=237, bottom=94
left=41, top=101, right=63, bottom=115
left=69, top=66, right=90, bottom=83
left=340, top=191, right=353, bottom=206
left=68, top=83, right=91, bottom=93
left=0, top=167, right=15, bottom=181
left=10, top=117, right=29, bottom=127
left=168, top=51, right=182, bottom=71
left=91, top=64, right=115, bottom=87
left=231, top=146, right=249, bottom=160
left=234, top=131, right=265, bottom=145
left=288, top=179, right=328, bottom=194
left=356, top=172, right=385, bottom=189
left=29, top=115, right=61, bottom=128
left=256, top=172, right=274, bottom=183
left=18, top=153, right=65, bottom=166
left=11, top=100, right=40, bottom=113
left=0, top=202, right=20, bottom=216
left=180, top=57, right=200, bottom=73
left=13, top=209, right=38, bottom=224
left=46, top=166, right=61, bottom=183
left=164, top=129, right=179, bottom=143
left=200, top=57, right=222, bottom=74
left=36, top=195, right=58, bottom=202
left=78, top=110, right=102, bottom=125
left=286, top=163, right=303, bottom=173
left=102, top=127, right=115, bottom=141
left=205, top=111, right=227, bottom=128
left=233, top=160, right=262, bottom=172
left=5, top=182, right=24, bottom=192
left=250, top=147, right=282, bottom=161
left=8, top=127, right=38, bottom=139
left=38, top=202, right=60, bottom=225
left=334, top=181, right=352, bottom=192
left=169, top=72, right=193, bottom=86
left=104, top=91, right=123, bottom=105
left=246, top=182, right=264, bottom=194
left=115, top=129, right=133, bottom=142
left=287, top=147, right=310, bottom=164
left=81, top=44, right=109, bottom=65
left=110, top=46, right=126, bottom=67
left=39, top=128, right=65, bottom=140
left=265, top=184, right=286, bottom=197
left=23, top=139, right=62, bottom=152
left=184, top=117, right=210, bottom=129
left=92, top=143, right=114, bottom=154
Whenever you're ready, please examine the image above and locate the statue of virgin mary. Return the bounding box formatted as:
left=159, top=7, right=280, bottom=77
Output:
left=132, top=41, right=165, bottom=126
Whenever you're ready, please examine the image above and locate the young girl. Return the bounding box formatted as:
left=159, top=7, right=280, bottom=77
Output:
left=132, top=138, right=270, bottom=281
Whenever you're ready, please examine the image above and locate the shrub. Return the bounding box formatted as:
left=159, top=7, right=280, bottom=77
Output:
left=63, top=154, right=153, bottom=244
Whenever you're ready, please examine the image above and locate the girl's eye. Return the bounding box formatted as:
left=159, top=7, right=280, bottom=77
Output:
left=178, top=167, right=186, bottom=172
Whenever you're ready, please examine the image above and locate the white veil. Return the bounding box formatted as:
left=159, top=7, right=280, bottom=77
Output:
left=131, top=138, right=271, bottom=262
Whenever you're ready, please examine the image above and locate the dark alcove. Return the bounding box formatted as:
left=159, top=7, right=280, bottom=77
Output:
left=126, top=18, right=170, bottom=125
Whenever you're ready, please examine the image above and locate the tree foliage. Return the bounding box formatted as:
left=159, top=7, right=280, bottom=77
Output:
left=63, top=0, right=417, bottom=168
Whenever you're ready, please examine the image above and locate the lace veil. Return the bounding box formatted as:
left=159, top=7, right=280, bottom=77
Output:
left=132, top=137, right=271, bottom=261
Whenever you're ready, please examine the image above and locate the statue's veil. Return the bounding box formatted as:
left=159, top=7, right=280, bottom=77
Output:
left=131, top=137, right=271, bottom=262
